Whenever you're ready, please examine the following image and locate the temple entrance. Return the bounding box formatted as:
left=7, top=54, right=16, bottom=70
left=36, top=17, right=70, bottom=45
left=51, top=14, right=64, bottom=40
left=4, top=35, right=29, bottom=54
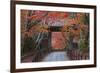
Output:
left=49, top=26, right=66, bottom=51
left=51, top=32, right=66, bottom=50
left=39, top=26, right=67, bottom=51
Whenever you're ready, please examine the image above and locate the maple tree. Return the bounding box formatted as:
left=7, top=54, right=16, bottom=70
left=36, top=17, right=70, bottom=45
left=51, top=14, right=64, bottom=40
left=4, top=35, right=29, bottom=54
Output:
left=21, top=10, right=89, bottom=56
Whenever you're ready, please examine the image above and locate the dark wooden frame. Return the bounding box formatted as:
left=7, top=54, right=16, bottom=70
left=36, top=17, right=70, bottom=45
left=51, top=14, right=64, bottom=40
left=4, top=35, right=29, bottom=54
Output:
left=10, top=1, right=97, bottom=73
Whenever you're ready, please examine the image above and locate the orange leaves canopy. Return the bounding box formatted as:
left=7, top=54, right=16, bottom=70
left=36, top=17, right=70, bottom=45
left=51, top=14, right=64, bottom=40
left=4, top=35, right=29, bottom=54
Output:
left=46, top=12, right=69, bottom=20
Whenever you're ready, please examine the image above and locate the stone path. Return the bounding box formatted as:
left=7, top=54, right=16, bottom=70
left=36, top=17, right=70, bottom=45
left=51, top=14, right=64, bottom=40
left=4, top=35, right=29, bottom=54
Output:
left=42, top=51, right=69, bottom=62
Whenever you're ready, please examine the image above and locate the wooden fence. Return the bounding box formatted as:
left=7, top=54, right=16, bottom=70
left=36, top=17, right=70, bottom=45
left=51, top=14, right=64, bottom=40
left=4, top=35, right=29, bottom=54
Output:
left=67, top=49, right=89, bottom=60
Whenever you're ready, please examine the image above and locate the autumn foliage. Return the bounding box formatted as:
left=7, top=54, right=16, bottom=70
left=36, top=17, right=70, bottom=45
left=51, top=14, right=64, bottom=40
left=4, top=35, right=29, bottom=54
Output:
left=21, top=10, right=89, bottom=54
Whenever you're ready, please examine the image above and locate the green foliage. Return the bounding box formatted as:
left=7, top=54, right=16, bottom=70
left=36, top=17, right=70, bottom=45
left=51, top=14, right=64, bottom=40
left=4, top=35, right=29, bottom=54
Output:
left=84, top=14, right=89, bottom=25
left=78, top=38, right=89, bottom=53
left=21, top=37, right=34, bottom=56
